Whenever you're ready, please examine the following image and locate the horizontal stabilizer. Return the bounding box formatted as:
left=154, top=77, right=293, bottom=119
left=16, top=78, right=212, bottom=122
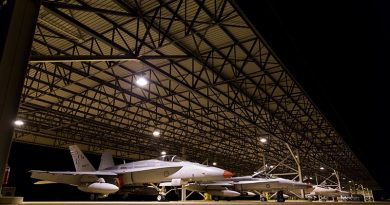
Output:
left=30, top=170, right=83, bottom=185
left=30, top=170, right=117, bottom=186
left=29, top=170, right=117, bottom=176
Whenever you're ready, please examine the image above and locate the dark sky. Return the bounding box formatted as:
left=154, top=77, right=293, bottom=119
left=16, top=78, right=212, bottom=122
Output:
left=235, top=0, right=389, bottom=199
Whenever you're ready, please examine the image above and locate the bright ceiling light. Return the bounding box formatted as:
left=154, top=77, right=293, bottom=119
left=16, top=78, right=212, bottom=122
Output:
left=212, top=162, right=217, bottom=166
left=348, top=180, right=352, bottom=183
left=260, top=138, right=267, bottom=143
left=309, top=177, right=313, bottom=180
left=136, top=77, right=148, bottom=86
left=320, top=167, right=324, bottom=170
left=161, top=151, right=166, bottom=155
left=152, top=130, right=160, bottom=137
left=269, top=165, right=274, bottom=169
left=14, top=120, right=24, bottom=126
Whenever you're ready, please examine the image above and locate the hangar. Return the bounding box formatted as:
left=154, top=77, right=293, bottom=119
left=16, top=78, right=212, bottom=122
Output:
left=0, top=0, right=378, bottom=201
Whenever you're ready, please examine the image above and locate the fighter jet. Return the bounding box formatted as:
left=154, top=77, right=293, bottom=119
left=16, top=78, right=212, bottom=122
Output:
left=185, top=171, right=312, bottom=201
left=30, top=145, right=232, bottom=200
left=305, top=185, right=351, bottom=201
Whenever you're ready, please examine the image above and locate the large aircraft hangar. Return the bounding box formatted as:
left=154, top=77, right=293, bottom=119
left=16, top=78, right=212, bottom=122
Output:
left=0, top=0, right=380, bottom=203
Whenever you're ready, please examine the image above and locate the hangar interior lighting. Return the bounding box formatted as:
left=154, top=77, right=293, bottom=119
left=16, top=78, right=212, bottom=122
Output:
left=260, top=138, right=267, bottom=143
left=309, top=177, right=313, bottom=180
left=161, top=151, right=166, bottom=155
left=14, top=120, right=24, bottom=126
left=269, top=165, right=274, bottom=169
left=152, top=130, right=160, bottom=137
left=136, top=76, right=148, bottom=86
left=320, top=167, right=324, bottom=170
left=349, top=180, right=352, bottom=183
left=212, top=162, right=217, bottom=166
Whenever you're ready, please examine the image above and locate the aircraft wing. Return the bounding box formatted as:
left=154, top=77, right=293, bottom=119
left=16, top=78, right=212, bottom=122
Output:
left=194, top=181, right=234, bottom=186
left=118, top=166, right=183, bottom=184
left=184, top=181, right=235, bottom=193
left=232, top=179, right=311, bottom=191
left=114, top=166, right=182, bottom=174
left=233, top=180, right=272, bottom=185
left=160, top=180, right=232, bottom=187
left=29, top=170, right=116, bottom=186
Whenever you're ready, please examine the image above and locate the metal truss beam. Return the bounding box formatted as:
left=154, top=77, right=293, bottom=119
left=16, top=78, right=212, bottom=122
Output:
left=29, top=54, right=190, bottom=63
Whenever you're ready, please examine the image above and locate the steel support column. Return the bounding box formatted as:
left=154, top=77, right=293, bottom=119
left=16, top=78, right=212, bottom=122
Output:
left=0, top=0, right=40, bottom=194
left=286, top=143, right=304, bottom=198
left=181, top=185, right=187, bottom=201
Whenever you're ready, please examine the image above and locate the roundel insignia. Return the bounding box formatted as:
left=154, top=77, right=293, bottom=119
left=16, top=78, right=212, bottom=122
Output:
left=266, top=184, right=270, bottom=188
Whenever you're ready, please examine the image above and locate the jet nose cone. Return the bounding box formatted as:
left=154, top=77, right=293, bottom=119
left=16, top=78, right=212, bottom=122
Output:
left=223, top=170, right=233, bottom=178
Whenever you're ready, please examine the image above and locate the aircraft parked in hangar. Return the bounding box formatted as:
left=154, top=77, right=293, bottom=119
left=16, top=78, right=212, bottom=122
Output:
left=305, top=184, right=351, bottom=201
left=30, top=145, right=232, bottom=200
left=183, top=170, right=312, bottom=201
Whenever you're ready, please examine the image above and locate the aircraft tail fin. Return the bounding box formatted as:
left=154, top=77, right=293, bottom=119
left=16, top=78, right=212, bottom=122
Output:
left=69, top=145, right=96, bottom=172
left=98, top=150, right=115, bottom=170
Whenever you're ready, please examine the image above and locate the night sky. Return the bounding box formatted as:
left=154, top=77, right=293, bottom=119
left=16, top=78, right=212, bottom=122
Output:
left=4, top=0, right=389, bottom=201
left=235, top=0, right=389, bottom=199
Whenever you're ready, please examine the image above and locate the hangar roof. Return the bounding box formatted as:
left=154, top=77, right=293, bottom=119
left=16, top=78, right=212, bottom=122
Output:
left=15, top=0, right=377, bottom=188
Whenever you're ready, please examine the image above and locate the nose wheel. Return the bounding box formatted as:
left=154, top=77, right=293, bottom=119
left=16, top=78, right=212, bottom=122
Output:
left=157, top=194, right=166, bottom=201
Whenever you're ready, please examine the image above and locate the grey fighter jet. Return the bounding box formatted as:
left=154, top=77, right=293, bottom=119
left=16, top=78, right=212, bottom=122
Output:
left=185, top=171, right=312, bottom=200
left=30, top=145, right=232, bottom=200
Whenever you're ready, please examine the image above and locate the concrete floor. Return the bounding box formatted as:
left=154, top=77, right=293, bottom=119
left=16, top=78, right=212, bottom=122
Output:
left=20, top=201, right=390, bottom=205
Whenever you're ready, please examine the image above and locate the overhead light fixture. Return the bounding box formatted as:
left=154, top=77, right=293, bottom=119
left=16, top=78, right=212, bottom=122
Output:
left=161, top=151, right=166, bottom=155
left=260, top=138, right=267, bottom=143
left=309, top=177, right=313, bottom=180
left=212, top=162, right=217, bottom=166
left=152, top=130, right=160, bottom=137
left=269, top=165, right=274, bottom=169
left=136, top=76, right=148, bottom=86
left=320, top=167, right=324, bottom=170
left=348, top=180, right=352, bottom=183
left=343, top=177, right=346, bottom=180
left=14, top=120, right=24, bottom=126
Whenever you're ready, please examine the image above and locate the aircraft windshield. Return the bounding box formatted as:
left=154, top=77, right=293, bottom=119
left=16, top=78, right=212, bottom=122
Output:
left=157, top=155, right=182, bottom=162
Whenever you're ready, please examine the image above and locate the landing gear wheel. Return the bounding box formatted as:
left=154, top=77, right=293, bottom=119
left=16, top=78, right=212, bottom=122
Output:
left=122, top=193, right=129, bottom=200
left=90, top=194, right=98, bottom=201
left=212, top=196, right=220, bottom=201
left=157, top=194, right=166, bottom=201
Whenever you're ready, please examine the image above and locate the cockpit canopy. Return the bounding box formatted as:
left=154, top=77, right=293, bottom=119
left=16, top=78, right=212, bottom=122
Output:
left=252, top=171, right=275, bottom=179
left=156, top=155, right=182, bottom=162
